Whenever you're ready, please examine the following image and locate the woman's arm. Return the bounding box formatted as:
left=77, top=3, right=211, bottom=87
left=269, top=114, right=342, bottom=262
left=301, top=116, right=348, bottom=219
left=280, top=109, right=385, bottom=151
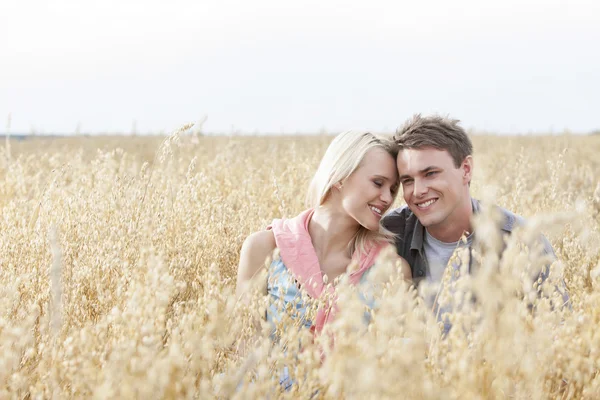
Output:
left=235, top=230, right=277, bottom=356
left=236, top=230, right=277, bottom=300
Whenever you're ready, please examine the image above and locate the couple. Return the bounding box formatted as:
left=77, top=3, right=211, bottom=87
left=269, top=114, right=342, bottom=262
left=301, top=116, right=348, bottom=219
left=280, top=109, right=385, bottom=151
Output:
left=237, top=114, right=566, bottom=335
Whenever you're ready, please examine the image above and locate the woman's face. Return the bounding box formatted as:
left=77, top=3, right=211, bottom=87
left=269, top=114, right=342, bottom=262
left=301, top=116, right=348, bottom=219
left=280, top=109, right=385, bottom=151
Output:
left=337, top=148, right=399, bottom=231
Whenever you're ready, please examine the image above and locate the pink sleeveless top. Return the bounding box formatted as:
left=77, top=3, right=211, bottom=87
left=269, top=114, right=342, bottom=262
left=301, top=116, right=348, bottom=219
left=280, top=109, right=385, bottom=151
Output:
left=268, top=209, right=386, bottom=333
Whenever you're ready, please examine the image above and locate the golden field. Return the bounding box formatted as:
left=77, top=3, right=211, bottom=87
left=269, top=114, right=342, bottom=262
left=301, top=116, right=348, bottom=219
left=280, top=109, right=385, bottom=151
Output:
left=1, top=129, right=599, bottom=399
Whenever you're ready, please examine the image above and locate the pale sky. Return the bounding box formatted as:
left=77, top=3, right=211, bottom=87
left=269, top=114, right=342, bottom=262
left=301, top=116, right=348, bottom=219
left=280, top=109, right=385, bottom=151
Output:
left=1, top=0, right=599, bottom=135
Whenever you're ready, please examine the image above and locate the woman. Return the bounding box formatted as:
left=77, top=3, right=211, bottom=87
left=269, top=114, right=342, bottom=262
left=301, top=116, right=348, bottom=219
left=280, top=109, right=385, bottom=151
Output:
left=236, top=130, right=411, bottom=336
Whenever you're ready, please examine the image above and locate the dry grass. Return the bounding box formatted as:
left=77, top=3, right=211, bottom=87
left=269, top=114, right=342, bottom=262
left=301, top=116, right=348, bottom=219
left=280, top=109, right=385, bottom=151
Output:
left=0, top=130, right=599, bottom=399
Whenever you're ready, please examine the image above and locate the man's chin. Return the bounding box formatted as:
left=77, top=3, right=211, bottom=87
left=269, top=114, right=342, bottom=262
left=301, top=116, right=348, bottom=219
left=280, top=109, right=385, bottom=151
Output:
left=415, top=214, right=438, bottom=228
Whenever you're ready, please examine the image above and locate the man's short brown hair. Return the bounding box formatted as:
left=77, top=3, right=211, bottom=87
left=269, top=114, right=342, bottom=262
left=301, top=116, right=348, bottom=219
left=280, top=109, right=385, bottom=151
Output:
left=393, top=114, right=473, bottom=167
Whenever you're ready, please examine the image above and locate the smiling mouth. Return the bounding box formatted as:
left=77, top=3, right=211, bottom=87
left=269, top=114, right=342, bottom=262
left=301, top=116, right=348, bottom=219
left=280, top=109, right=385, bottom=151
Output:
left=415, top=198, right=438, bottom=209
left=369, top=205, right=383, bottom=216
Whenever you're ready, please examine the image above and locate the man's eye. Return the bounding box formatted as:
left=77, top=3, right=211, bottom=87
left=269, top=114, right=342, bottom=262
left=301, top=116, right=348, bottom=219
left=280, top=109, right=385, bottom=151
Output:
left=402, top=180, right=413, bottom=186
left=426, top=171, right=437, bottom=177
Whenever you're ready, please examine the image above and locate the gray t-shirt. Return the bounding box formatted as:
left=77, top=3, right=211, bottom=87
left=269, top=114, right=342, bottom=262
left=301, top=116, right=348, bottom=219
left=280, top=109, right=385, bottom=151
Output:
left=423, top=229, right=474, bottom=284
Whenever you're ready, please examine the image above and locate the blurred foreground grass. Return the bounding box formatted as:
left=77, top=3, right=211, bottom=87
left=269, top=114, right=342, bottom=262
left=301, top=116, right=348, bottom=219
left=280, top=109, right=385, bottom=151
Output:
left=0, top=132, right=599, bottom=399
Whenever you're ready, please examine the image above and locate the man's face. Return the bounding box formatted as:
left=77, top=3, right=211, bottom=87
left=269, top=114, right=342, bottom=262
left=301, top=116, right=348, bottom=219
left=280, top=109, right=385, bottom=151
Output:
left=397, top=147, right=472, bottom=233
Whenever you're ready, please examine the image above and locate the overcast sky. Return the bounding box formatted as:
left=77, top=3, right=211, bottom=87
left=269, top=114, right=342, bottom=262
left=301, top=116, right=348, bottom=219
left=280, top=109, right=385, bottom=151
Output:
left=1, top=0, right=599, bottom=135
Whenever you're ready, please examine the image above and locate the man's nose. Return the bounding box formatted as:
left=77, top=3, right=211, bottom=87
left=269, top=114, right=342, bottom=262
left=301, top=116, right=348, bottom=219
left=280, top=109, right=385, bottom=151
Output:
left=413, top=179, right=428, bottom=197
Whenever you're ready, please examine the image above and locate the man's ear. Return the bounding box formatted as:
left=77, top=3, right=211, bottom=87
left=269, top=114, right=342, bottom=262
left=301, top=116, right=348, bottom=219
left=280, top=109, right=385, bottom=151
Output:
left=462, top=155, right=473, bottom=184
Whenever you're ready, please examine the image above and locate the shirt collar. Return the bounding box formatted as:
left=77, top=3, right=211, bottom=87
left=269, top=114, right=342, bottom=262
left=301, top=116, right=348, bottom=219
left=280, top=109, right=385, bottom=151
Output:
left=410, top=217, right=424, bottom=252
left=470, top=197, right=515, bottom=232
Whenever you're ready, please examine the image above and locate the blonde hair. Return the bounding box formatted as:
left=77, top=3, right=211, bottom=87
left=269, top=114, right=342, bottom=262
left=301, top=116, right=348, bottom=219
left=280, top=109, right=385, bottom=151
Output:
left=307, top=130, right=398, bottom=256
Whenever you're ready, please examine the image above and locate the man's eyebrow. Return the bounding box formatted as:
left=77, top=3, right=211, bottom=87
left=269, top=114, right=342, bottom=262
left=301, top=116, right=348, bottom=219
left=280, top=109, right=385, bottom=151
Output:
left=419, top=166, right=439, bottom=174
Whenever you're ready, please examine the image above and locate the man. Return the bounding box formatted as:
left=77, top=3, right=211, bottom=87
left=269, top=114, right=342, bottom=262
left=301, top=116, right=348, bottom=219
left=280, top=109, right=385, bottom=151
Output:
left=382, top=114, right=568, bottom=304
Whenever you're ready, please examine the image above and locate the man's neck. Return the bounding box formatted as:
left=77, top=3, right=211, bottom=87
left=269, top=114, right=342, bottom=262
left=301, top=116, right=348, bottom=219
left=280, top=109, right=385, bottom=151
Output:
left=426, top=196, right=474, bottom=243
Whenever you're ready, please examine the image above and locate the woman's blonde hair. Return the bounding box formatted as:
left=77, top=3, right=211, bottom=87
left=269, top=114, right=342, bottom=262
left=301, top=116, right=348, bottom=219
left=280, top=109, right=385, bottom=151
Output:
left=306, top=130, right=398, bottom=257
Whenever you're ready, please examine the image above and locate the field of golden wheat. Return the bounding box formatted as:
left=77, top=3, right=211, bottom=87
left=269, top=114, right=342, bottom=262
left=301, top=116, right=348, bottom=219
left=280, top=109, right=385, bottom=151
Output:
left=1, top=129, right=599, bottom=399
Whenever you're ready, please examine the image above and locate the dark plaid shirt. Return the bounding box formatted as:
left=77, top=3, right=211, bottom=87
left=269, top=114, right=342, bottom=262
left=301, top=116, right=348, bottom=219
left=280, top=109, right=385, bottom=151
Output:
left=382, top=198, right=557, bottom=287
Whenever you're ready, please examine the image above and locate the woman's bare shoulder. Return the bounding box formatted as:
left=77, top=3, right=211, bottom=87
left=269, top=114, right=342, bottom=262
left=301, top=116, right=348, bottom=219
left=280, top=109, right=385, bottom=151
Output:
left=237, top=230, right=277, bottom=296
left=238, top=230, right=277, bottom=274
left=241, top=230, right=277, bottom=258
